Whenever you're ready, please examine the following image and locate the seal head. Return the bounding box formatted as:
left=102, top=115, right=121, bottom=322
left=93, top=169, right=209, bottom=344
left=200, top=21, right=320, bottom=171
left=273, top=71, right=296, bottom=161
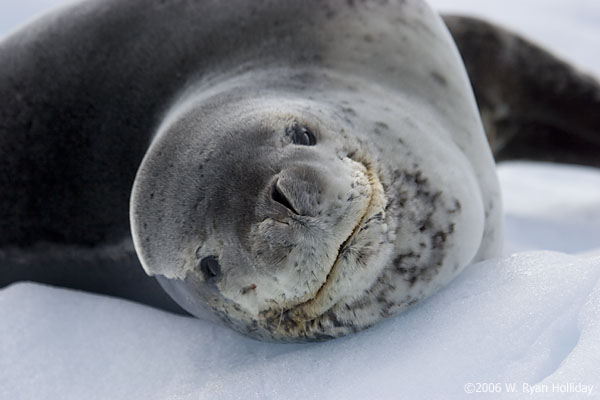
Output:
left=131, top=69, right=487, bottom=341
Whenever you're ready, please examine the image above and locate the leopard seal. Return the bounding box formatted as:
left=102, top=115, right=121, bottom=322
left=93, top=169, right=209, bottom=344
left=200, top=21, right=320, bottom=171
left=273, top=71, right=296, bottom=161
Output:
left=127, top=0, right=502, bottom=341
left=2, top=0, right=501, bottom=342
left=10, top=0, right=600, bottom=342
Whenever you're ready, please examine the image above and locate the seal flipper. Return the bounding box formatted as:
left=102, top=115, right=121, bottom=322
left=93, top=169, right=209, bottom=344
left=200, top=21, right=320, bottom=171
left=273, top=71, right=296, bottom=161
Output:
left=443, top=15, right=600, bottom=168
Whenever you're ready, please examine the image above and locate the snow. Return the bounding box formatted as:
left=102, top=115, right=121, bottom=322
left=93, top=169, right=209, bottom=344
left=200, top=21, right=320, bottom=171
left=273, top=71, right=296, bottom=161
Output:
left=500, top=163, right=600, bottom=255
left=1, top=1, right=600, bottom=399
left=2, top=249, right=600, bottom=399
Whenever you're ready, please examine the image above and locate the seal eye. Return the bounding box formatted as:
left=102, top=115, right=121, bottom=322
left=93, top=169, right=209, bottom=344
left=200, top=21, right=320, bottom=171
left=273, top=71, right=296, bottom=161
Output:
left=290, top=125, right=316, bottom=146
left=200, top=256, right=221, bottom=281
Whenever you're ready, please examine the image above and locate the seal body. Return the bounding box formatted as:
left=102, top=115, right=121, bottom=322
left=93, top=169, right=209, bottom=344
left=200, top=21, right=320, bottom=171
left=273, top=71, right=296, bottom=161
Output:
left=1, top=0, right=502, bottom=341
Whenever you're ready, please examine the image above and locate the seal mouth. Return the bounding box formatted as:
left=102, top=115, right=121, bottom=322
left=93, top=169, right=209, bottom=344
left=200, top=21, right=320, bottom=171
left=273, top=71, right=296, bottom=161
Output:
left=287, top=161, right=386, bottom=322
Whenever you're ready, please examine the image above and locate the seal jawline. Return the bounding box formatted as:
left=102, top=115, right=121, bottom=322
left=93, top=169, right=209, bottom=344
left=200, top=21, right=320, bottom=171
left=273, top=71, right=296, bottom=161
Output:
left=287, top=163, right=386, bottom=322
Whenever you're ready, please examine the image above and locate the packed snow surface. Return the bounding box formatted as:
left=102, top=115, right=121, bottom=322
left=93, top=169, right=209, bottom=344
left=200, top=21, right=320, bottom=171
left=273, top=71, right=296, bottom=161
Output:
left=2, top=249, right=600, bottom=400
left=1, top=0, right=600, bottom=399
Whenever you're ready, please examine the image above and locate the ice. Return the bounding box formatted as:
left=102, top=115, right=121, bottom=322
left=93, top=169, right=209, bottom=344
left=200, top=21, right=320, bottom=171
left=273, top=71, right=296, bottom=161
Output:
left=2, top=252, right=599, bottom=399
left=500, top=162, right=600, bottom=255
left=2, top=0, right=600, bottom=399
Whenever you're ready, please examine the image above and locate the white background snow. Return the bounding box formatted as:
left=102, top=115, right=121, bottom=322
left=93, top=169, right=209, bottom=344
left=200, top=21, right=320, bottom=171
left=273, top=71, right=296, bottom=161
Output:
left=1, top=1, right=599, bottom=399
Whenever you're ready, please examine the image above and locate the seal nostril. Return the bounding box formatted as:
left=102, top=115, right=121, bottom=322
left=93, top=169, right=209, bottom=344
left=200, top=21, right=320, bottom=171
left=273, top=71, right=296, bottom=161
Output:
left=271, top=181, right=299, bottom=215
left=200, top=256, right=221, bottom=281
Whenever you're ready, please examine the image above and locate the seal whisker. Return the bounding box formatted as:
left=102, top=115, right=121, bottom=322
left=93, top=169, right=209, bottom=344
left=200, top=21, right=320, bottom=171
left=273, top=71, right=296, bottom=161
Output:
left=277, top=308, right=284, bottom=331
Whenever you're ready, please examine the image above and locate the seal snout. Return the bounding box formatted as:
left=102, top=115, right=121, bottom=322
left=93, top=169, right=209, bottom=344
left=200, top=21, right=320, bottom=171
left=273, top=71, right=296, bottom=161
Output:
left=266, top=166, right=325, bottom=219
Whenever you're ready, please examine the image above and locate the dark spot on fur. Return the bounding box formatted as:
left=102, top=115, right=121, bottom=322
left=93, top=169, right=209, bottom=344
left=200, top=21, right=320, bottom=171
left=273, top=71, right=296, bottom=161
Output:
left=407, top=298, right=418, bottom=306
left=341, top=107, right=357, bottom=117
left=241, top=283, right=257, bottom=295
left=327, top=312, right=346, bottom=328
left=448, top=199, right=462, bottom=214
left=313, top=333, right=336, bottom=341
left=431, top=71, right=448, bottom=86
left=323, top=5, right=336, bottom=19
left=375, top=121, right=389, bottom=130
left=432, top=231, right=447, bottom=248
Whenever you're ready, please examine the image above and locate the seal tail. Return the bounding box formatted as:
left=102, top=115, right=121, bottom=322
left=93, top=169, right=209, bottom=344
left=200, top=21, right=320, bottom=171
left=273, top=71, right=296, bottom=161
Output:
left=443, top=15, right=600, bottom=168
